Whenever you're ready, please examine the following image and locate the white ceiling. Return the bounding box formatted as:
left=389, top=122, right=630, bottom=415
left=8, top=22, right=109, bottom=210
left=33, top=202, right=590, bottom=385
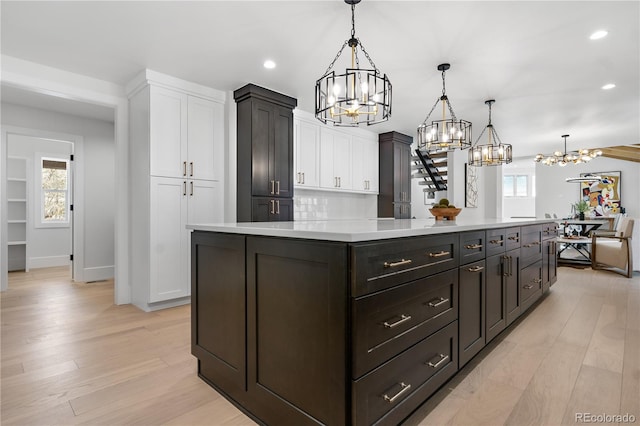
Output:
left=1, top=1, right=638, bottom=158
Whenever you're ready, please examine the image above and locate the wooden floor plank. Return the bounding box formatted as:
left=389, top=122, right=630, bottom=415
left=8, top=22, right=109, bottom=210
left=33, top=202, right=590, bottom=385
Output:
left=2, top=266, right=638, bottom=426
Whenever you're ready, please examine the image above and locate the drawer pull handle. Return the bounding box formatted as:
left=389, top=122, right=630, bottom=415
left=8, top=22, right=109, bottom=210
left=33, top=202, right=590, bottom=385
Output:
left=383, top=259, right=412, bottom=268
left=427, top=354, right=449, bottom=368
left=532, top=241, right=541, bottom=246
left=383, top=314, right=412, bottom=329
left=489, top=239, right=504, bottom=244
left=468, top=265, right=484, bottom=272
left=465, top=244, right=483, bottom=250
left=508, top=236, right=519, bottom=241
left=523, top=243, right=532, bottom=248
left=383, top=382, right=412, bottom=404
left=533, top=278, right=542, bottom=284
left=523, top=284, right=534, bottom=289
left=428, top=250, right=450, bottom=258
left=428, top=297, right=449, bottom=308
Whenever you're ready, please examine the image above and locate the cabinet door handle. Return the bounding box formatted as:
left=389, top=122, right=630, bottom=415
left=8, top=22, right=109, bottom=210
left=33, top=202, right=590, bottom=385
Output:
left=464, top=244, right=483, bottom=250
left=276, top=200, right=280, bottom=214
left=533, top=278, right=542, bottom=284
left=468, top=265, right=484, bottom=272
left=190, top=162, right=194, bottom=177
left=383, top=259, right=412, bottom=268
left=383, top=382, right=411, bottom=404
left=338, top=176, right=341, bottom=187
left=334, top=177, right=338, bottom=187
left=276, top=180, right=280, bottom=195
left=183, top=161, right=187, bottom=177
left=302, top=172, right=305, bottom=184
left=426, top=354, right=449, bottom=368
left=428, top=250, right=450, bottom=258
left=383, top=314, right=412, bottom=329
left=297, top=172, right=301, bottom=184
left=270, top=199, right=275, bottom=214
left=489, top=239, right=504, bottom=244
left=190, top=181, right=194, bottom=196
left=270, top=180, right=275, bottom=195
left=428, top=297, right=449, bottom=308
left=183, top=181, right=187, bottom=196
left=523, top=284, right=534, bottom=290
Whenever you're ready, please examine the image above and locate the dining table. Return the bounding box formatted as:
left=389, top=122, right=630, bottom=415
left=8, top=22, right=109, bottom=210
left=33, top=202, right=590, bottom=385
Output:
left=556, top=218, right=611, bottom=237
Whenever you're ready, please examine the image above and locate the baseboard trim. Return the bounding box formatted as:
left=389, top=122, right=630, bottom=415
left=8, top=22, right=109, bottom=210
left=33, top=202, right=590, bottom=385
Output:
left=83, top=266, right=114, bottom=282
left=29, top=256, right=70, bottom=269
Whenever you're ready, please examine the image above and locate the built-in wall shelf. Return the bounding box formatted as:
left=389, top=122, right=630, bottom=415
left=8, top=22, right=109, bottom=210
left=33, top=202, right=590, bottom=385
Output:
left=7, top=157, right=28, bottom=272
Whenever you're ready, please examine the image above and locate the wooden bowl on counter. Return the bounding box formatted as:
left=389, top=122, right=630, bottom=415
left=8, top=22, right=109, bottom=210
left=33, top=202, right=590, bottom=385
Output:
left=429, top=207, right=462, bottom=221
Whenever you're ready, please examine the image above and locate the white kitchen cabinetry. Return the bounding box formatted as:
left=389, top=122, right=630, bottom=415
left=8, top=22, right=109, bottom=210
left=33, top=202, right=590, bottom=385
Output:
left=294, top=111, right=378, bottom=194
left=351, top=136, right=379, bottom=193
left=7, top=157, right=28, bottom=272
left=294, top=117, right=320, bottom=188
left=127, top=69, right=226, bottom=311
left=149, top=177, right=222, bottom=302
left=150, top=86, right=224, bottom=181
left=320, top=127, right=352, bottom=190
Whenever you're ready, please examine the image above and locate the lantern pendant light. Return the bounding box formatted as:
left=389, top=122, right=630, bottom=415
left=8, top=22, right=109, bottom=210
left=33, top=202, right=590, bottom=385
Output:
left=314, top=0, right=392, bottom=126
left=468, top=100, right=512, bottom=166
left=416, top=63, right=472, bottom=153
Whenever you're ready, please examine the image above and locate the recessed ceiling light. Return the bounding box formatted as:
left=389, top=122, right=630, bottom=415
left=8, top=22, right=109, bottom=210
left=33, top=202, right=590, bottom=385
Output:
left=602, top=83, right=616, bottom=90
left=263, top=60, right=276, bottom=69
left=590, top=30, right=608, bottom=40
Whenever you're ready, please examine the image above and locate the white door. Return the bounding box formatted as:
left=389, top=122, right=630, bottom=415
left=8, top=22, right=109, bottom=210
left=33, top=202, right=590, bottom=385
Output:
left=187, top=97, right=224, bottom=182
left=332, top=132, right=352, bottom=190
left=351, top=137, right=367, bottom=191
left=150, top=87, right=187, bottom=179
left=149, top=176, right=188, bottom=302
left=187, top=179, right=223, bottom=225
left=363, top=138, right=379, bottom=193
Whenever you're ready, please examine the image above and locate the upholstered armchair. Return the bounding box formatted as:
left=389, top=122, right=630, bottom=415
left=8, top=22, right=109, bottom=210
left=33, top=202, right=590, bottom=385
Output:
left=591, top=217, right=634, bottom=278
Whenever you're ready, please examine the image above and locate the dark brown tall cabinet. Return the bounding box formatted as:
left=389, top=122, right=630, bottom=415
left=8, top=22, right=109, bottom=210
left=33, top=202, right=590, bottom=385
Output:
left=234, top=84, right=297, bottom=222
left=378, top=131, right=412, bottom=218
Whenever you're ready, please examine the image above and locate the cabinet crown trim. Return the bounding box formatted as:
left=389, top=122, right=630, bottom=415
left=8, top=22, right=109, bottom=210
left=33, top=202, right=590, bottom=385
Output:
left=126, top=69, right=226, bottom=102
left=234, top=83, right=297, bottom=108
left=379, top=131, right=413, bottom=145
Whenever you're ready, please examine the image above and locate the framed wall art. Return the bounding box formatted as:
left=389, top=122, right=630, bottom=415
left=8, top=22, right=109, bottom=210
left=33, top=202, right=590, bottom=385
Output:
left=580, top=171, right=621, bottom=216
left=465, top=163, right=478, bottom=208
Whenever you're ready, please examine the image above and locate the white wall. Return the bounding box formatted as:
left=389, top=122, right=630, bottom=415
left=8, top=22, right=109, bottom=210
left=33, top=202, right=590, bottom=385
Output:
left=535, top=156, right=640, bottom=270
left=2, top=103, right=116, bottom=279
left=8, top=134, right=72, bottom=268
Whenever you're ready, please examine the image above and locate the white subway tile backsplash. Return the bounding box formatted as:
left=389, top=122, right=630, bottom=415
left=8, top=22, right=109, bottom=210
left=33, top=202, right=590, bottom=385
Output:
left=294, top=189, right=377, bottom=220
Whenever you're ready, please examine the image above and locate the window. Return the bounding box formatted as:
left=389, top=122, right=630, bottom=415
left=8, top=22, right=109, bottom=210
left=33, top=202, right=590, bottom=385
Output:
left=39, top=156, right=70, bottom=227
left=503, top=174, right=530, bottom=197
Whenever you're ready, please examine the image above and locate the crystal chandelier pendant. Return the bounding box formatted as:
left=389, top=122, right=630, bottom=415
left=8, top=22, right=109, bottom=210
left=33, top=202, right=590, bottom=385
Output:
left=534, top=135, right=602, bottom=166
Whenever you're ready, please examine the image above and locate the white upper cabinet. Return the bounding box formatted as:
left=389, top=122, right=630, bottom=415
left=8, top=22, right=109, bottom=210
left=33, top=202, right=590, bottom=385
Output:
left=351, top=135, right=379, bottom=193
left=187, top=96, right=225, bottom=182
left=294, top=117, right=320, bottom=188
left=293, top=110, right=378, bottom=194
left=149, top=86, right=224, bottom=181
left=320, top=127, right=352, bottom=190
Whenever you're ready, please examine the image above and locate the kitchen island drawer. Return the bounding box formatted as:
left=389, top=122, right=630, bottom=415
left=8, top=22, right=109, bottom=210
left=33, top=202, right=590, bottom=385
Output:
left=353, top=321, right=458, bottom=426
left=520, top=260, right=543, bottom=311
left=505, top=227, right=521, bottom=251
left=352, top=269, right=458, bottom=379
left=351, top=234, right=458, bottom=296
left=486, top=228, right=507, bottom=257
left=459, top=230, right=486, bottom=265
left=521, top=225, right=542, bottom=265
left=542, top=222, right=559, bottom=239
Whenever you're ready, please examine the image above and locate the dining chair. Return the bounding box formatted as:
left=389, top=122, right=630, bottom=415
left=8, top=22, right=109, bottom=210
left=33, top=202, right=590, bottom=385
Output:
left=591, top=217, right=634, bottom=278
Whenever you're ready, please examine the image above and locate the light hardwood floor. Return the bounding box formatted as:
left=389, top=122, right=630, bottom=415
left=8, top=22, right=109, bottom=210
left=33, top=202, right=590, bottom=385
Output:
left=1, top=266, right=638, bottom=425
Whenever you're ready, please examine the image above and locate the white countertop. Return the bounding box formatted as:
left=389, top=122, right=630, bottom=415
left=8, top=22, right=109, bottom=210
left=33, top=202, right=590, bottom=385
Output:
left=187, top=218, right=552, bottom=242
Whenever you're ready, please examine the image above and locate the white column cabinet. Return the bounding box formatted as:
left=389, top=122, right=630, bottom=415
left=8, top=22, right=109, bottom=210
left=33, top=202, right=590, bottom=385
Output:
left=149, top=86, right=224, bottom=181
left=127, top=69, right=226, bottom=311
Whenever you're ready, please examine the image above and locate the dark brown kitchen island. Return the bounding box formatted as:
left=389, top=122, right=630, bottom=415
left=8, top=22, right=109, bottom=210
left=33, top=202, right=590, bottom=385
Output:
left=188, top=218, right=557, bottom=425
